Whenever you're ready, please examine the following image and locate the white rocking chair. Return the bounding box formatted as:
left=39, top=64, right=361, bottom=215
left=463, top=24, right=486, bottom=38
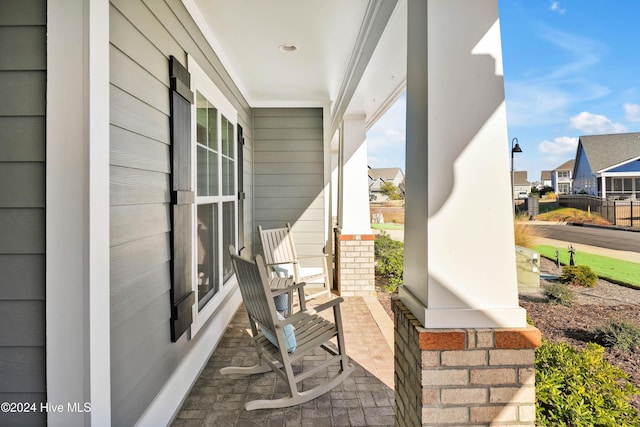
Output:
left=222, top=246, right=352, bottom=411
left=258, top=223, right=331, bottom=302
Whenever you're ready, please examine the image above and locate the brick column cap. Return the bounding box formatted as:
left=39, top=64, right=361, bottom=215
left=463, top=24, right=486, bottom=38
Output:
left=418, top=326, right=541, bottom=350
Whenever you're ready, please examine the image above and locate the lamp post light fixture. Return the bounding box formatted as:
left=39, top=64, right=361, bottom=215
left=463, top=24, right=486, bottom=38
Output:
left=511, top=137, right=522, bottom=214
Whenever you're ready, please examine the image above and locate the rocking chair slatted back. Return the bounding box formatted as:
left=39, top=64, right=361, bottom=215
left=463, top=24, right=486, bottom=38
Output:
left=258, top=224, right=297, bottom=266
left=258, top=223, right=331, bottom=301
left=228, top=247, right=277, bottom=335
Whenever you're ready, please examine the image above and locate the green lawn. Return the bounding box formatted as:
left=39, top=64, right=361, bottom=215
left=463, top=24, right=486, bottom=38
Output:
left=371, top=223, right=404, bottom=230
left=535, top=245, right=640, bottom=289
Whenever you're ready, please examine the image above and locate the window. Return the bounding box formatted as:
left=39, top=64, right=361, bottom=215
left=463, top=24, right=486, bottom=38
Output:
left=557, top=170, right=570, bottom=179
left=558, top=183, right=570, bottom=194
left=189, top=57, right=238, bottom=328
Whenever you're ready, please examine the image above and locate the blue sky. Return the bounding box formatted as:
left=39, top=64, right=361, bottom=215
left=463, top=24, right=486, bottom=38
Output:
left=367, top=0, right=640, bottom=182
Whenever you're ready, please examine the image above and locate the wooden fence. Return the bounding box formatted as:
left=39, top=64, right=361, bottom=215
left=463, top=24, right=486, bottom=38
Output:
left=558, top=195, right=640, bottom=228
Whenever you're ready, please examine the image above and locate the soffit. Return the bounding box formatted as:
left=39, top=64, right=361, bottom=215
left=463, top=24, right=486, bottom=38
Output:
left=188, top=0, right=407, bottom=124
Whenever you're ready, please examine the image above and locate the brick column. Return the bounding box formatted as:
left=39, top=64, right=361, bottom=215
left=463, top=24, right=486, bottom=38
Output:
left=394, top=299, right=541, bottom=427
left=336, top=232, right=375, bottom=296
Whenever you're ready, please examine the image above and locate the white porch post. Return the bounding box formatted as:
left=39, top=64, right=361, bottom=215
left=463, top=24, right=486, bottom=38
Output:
left=399, top=0, right=526, bottom=329
left=47, top=0, right=111, bottom=425
left=335, top=116, right=375, bottom=296
left=339, top=116, right=372, bottom=235
left=394, top=1, right=540, bottom=425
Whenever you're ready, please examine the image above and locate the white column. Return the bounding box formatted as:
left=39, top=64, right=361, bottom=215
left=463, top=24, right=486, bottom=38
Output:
left=399, top=0, right=526, bottom=328
left=339, top=116, right=373, bottom=235
left=47, top=0, right=111, bottom=425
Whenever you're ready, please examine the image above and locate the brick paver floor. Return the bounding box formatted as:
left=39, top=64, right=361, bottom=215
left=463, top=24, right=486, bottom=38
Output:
left=172, top=297, right=395, bottom=426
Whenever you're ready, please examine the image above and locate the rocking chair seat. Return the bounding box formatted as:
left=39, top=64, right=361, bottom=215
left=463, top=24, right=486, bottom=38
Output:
left=222, top=246, right=353, bottom=411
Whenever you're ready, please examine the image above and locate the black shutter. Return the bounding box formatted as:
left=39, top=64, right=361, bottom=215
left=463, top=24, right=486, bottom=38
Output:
left=169, top=56, right=195, bottom=342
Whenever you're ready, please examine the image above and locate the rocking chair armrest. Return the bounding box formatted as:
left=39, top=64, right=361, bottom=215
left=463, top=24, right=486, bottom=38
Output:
left=267, top=261, right=297, bottom=266
left=312, top=297, right=344, bottom=314
left=270, top=280, right=306, bottom=298
left=276, top=297, right=344, bottom=327
left=296, top=254, right=328, bottom=261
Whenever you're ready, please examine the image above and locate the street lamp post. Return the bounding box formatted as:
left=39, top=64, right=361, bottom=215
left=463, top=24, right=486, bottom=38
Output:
left=511, top=137, right=522, bottom=214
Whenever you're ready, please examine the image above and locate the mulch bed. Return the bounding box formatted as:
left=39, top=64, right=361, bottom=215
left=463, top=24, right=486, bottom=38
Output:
left=376, top=256, right=640, bottom=409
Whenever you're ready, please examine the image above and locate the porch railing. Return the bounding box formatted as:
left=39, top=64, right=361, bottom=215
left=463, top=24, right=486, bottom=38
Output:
left=558, top=194, right=640, bottom=228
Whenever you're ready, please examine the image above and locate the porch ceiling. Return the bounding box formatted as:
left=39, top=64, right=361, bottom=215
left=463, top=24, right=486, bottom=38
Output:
left=186, top=0, right=406, bottom=128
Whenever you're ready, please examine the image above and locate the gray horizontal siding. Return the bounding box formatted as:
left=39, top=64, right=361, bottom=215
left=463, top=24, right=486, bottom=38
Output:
left=110, top=125, right=171, bottom=173
left=254, top=196, right=323, bottom=210
left=0, top=27, right=46, bottom=70
left=111, top=84, right=169, bottom=143
left=0, top=301, right=45, bottom=346
left=110, top=165, right=171, bottom=206
left=0, top=0, right=45, bottom=26
left=0, top=71, right=45, bottom=116
left=108, top=1, right=252, bottom=425
left=0, top=117, right=45, bottom=161
left=253, top=108, right=325, bottom=258
left=111, top=204, right=171, bottom=247
left=0, top=255, right=45, bottom=300
left=0, top=163, right=45, bottom=207
left=0, top=3, right=47, bottom=425
left=254, top=162, right=324, bottom=175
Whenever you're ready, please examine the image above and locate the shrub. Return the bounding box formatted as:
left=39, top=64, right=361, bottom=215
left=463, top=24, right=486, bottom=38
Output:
left=536, top=340, right=640, bottom=426
left=374, top=232, right=403, bottom=292
left=380, top=182, right=403, bottom=200
left=560, top=265, right=597, bottom=287
left=593, top=318, right=640, bottom=352
left=544, top=283, right=575, bottom=306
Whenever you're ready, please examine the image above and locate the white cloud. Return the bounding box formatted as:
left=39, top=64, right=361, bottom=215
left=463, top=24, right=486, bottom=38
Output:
left=569, top=111, right=627, bottom=134
left=384, top=128, right=405, bottom=144
left=624, top=103, right=640, bottom=122
left=504, top=28, right=609, bottom=128
left=550, top=2, right=566, bottom=14
left=538, top=136, right=578, bottom=155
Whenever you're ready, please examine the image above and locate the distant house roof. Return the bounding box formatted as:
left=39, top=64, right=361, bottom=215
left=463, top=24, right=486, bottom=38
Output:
left=540, top=170, right=551, bottom=181
left=368, top=167, right=404, bottom=181
left=553, top=159, right=575, bottom=171
left=513, top=171, right=529, bottom=186
left=578, top=133, right=640, bottom=173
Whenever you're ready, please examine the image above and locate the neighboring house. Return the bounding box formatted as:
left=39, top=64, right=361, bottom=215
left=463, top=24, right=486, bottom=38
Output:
left=368, top=167, right=405, bottom=201
left=540, top=170, right=552, bottom=189
left=513, top=171, right=530, bottom=199
left=572, top=133, right=640, bottom=199
left=551, top=159, right=574, bottom=194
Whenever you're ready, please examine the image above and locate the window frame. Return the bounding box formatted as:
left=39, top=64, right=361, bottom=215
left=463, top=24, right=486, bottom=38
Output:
left=188, top=56, right=239, bottom=336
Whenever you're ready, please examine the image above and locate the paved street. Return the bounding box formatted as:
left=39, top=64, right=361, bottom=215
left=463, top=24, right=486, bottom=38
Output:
left=529, top=223, right=640, bottom=253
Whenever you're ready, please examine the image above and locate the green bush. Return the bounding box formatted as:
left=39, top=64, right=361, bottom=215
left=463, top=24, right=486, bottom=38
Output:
left=544, top=283, right=575, bottom=306
left=374, top=232, right=403, bottom=292
left=593, top=319, right=640, bottom=352
left=536, top=340, right=640, bottom=426
left=560, top=265, right=598, bottom=287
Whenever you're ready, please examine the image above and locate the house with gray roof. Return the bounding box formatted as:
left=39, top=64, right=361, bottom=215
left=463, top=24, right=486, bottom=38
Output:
left=572, top=133, right=640, bottom=199
left=513, top=171, right=530, bottom=199
left=540, top=170, right=552, bottom=189
left=368, top=167, right=405, bottom=201
left=551, top=159, right=574, bottom=194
